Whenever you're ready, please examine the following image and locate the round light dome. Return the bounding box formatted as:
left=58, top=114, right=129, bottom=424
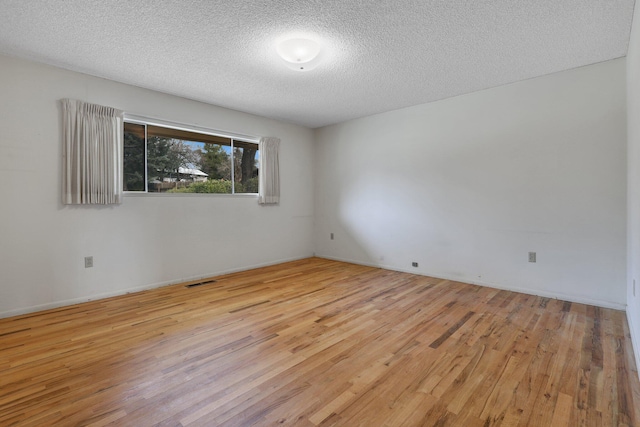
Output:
left=276, top=38, right=322, bottom=71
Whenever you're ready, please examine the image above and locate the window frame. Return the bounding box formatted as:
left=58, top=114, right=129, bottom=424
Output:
left=123, top=114, right=260, bottom=196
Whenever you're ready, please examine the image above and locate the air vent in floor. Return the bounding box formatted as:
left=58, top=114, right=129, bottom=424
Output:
left=186, top=280, right=217, bottom=288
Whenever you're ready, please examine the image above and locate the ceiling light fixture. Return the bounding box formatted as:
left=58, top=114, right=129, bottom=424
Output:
left=276, top=38, right=321, bottom=71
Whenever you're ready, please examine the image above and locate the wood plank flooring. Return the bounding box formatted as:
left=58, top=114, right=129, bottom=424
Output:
left=1, top=257, right=639, bottom=426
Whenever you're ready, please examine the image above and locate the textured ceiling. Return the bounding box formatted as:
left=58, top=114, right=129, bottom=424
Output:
left=0, top=0, right=635, bottom=128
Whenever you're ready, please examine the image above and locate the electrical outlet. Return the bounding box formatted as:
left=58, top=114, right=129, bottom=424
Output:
left=84, top=256, right=93, bottom=268
left=528, top=252, right=536, bottom=263
left=330, top=233, right=334, bottom=240
left=412, top=262, right=418, bottom=267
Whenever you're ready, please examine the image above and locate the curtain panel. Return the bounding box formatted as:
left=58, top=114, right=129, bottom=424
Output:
left=62, top=99, right=124, bottom=205
left=258, top=137, right=280, bottom=205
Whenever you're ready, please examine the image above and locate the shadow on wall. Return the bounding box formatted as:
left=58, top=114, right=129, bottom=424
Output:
left=318, top=115, right=624, bottom=305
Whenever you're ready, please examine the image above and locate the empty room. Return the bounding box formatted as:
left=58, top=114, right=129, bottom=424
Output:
left=2, top=1, right=640, bottom=426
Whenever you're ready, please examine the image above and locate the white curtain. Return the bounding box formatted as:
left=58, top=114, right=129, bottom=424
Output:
left=258, top=137, right=280, bottom=205
left=62, top=99, right=124, bottom=205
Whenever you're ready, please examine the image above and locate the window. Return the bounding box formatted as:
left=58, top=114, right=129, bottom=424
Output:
left=123, top=120, right=259, bottom=194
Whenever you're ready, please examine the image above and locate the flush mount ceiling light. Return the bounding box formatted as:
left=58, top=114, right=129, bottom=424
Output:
left=276, top=38, right=321, bottom=71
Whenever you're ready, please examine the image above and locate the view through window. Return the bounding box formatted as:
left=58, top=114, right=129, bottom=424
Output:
left=123, top=122, right=259, bottom=194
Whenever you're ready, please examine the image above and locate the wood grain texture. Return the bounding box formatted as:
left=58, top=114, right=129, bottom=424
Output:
left=1, top=258, right=639, bottom=426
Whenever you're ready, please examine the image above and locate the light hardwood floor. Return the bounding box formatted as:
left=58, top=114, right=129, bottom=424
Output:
left=1, top=258, right=639, bottom=426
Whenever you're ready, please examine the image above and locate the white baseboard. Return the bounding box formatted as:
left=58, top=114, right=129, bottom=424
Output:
left=317, top=255, right=626, bottom=311
left=0, top=255, right=312, bottom=319
left=626, top=305, right=640, bottom=381
left=471, top=277, right=626, bottom=311
left=3, top=253, right=626, bottom=318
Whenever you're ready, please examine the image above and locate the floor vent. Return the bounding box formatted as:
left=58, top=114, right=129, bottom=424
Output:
left=186, top=280, right=217, bottom=288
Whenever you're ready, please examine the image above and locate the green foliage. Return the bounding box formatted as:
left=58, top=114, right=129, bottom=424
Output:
left=123, top=129, right=145, bottom=191
left=200, top=144, right=231, bottom=180
left=241, top=177, right=259, bottom=193
left=166, top=177, right=258, bottom=194
left=167, top=179, right=233, bottom=194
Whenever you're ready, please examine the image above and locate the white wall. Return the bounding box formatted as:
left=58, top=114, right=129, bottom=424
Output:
left=0, top=52, right=630, bottom=320
left=315, top=59, right=627, bottom=309
left=0, top=54, right=315, bottom=317
left=627, top=2, right=640, bottom=378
